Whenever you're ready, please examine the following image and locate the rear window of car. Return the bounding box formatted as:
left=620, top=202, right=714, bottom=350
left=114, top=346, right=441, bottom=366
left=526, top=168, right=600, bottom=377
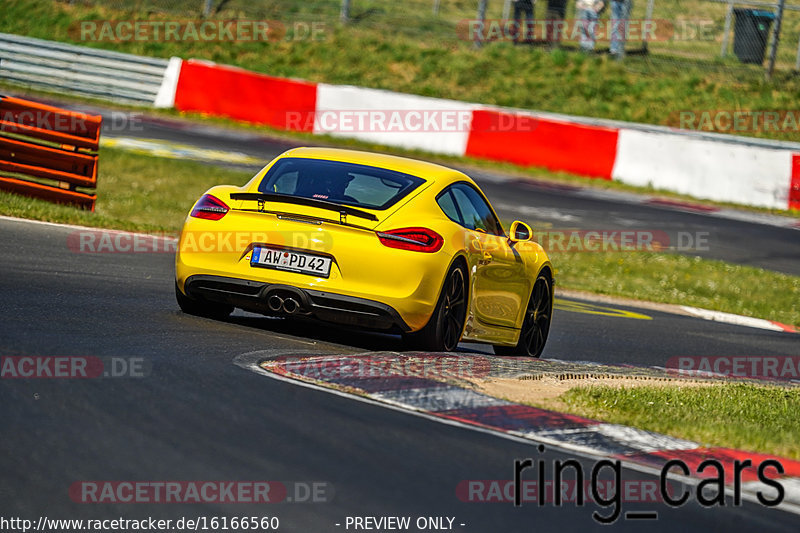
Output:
left=257, top=157, right=425, bottom=210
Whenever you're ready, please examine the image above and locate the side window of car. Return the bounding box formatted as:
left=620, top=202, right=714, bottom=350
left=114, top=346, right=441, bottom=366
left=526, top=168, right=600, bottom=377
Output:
left=436, top=189, right=462, bottom=225
left=451, top=187, right=485, bottom=232
left=448, top=183, right=503, bottom=236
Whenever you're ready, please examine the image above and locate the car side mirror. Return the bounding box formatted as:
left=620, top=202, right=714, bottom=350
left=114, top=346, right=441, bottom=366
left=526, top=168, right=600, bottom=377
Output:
left=509, top=221, right=533, bottom=243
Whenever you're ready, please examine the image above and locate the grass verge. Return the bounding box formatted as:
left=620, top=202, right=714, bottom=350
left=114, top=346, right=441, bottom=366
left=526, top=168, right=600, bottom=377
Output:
left=551, top=251, right=800, bottom=327
left=7, top=0, right=800, bottom=144
left=560, top=383, right=800, bottom=459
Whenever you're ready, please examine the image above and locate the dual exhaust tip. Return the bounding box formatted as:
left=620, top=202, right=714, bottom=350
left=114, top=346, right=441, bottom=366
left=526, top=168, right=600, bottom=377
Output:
left=267, top=294, right=301, bottom=315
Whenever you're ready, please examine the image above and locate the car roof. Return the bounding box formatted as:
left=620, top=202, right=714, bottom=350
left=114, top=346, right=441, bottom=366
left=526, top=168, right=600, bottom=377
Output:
left=279, top=147, right=471, bottom=187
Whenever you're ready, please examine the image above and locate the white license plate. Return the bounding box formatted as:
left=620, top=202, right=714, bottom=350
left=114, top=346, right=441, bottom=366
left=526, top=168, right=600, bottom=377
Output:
left=251, top=246, right=332, bottom=278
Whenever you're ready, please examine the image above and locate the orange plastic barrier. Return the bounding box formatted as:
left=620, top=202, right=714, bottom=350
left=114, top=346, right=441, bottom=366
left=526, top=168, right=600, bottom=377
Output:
left=0, top=96, right=101, bottom=210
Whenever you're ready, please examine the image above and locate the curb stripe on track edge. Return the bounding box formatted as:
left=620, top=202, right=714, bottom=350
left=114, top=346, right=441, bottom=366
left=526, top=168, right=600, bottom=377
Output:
left=234, top=351, right=800, bottom=515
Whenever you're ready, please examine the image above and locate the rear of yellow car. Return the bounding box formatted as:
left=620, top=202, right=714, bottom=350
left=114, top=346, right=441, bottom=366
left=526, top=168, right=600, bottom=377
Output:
left=175, top=148, right=467, bottom=333
left=175, top=147, right=554, bottom=355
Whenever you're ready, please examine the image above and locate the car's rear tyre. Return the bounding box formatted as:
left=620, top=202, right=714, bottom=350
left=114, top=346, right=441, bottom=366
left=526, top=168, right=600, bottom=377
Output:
left=404, top=262, right=468, bottom=353
left=175, top=283, right=234, bottom=320
left=493, top=274, right=552, bottom=358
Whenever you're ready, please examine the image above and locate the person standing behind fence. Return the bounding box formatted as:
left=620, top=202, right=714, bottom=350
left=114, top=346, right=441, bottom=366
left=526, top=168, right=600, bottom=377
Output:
left=576, top=0, right=605, bottom=51
left=512, top=0, right=535, bottom=44
left=545, top=0, right=567, bottom=48
left=610, top=0, right=631, bottom=59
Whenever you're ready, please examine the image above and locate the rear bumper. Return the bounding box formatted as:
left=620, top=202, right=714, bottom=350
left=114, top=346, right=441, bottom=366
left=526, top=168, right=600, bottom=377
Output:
left=183, top=274, right=411, bottom=332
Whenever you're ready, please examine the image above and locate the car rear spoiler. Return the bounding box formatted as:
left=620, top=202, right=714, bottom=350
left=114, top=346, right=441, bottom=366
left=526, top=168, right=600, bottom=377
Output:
left=229, top=192, right=379, bottom=222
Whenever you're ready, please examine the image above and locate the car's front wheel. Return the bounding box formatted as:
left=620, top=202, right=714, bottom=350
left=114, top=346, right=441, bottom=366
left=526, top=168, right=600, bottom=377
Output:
left=494, top=274, right=552, bottom=357
left=175, top=283, right=234, bottom=320
left=404, top=262, right=468, bottom=352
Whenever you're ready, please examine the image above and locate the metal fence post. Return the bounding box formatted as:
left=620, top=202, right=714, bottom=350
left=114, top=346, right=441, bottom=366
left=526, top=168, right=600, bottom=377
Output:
left=502, top=0, right=512, bottom=21
left=795, top=28, right=800, bottom=70
left=203, top=0, right=213, bottom=17
left=475, top=0, right=489, bottom=48
left=767, top=0, right=786, bottom=80
left=643, top=0, right=655, bottom=53
left=434, top=0, right=441, bottom=16
left=341, top=0, right=351, bottom=23
left=720, top=0, right=735, bottom=58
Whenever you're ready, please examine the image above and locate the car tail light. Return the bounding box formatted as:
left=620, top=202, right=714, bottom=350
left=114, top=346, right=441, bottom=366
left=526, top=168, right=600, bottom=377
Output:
left=377, top=227, right=444, bottom=253
left=190, top=194, right=229, bottom=220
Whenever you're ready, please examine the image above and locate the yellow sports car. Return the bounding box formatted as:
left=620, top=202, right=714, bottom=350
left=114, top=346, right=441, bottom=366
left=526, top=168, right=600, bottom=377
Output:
left=175, top=147, right=554, bottom=356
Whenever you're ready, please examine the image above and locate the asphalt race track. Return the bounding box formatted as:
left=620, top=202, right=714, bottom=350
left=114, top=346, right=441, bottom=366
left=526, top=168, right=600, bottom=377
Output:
left=1, top=100, right=800, bottom=532
left=1, top=216, right=799, bottom=532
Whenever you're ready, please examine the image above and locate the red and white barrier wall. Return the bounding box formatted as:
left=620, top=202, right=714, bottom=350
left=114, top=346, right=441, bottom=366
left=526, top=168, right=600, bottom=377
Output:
left=465, top=109, right=620, bottom=179
left=170, top=59, right=317, bottom=131
left=613, top=129, right=796, bottom=210
left=313, top=84, right=474, bottom=156
left=156, top=57, right=800, bottom=211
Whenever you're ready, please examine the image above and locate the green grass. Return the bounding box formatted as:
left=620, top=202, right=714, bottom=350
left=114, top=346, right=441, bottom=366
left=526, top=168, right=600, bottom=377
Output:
left=551, top=251, right=800, bottom=327
left=561, top=383, right=800, bottom=459
left=7, top=0, right=800, bottom=144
